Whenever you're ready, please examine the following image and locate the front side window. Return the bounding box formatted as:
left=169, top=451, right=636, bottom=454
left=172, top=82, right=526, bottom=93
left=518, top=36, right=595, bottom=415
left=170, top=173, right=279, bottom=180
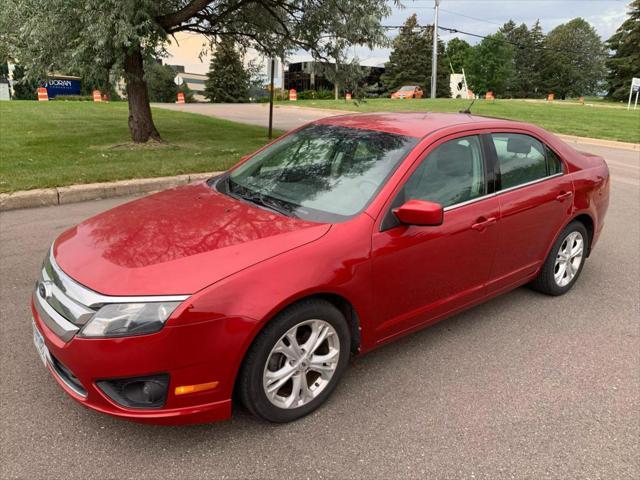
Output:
left=223, top=124, right=418, bottom=222
left=491, top=133, right=561, bottom=190
left=401, top=135, right=486, bottom=208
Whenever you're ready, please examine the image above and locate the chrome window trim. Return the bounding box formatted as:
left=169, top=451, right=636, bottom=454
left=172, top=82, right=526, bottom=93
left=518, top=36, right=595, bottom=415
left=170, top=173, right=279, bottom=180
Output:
left=443, top=172, right=564, bottom=212
left=46, top=248, right=190, bottom=308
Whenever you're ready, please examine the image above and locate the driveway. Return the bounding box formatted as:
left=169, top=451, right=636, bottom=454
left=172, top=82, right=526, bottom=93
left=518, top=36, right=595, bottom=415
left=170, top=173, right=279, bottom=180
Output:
left=1, top=111, right=639, bottom=479
left=154, top=102, right=334, bottom=131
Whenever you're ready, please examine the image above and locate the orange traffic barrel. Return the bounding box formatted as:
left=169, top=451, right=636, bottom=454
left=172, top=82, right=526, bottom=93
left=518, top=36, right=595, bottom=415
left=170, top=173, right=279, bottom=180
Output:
left=547, top=93, right=554, bottom=102
left=176, top=92, right=185, bottom=104
left=92, top=90, right=102, bottom=102
left=289, top=89, right=297, bottom=101
left=37, top=87, right=48, bottom=101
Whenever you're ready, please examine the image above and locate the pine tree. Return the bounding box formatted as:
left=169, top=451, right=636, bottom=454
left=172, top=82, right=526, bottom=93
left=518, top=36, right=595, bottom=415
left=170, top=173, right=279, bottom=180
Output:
left=204, top=38, right=249, bottom=103
left=606, top=0, right=640, bottom=100
left=381, top=14, right=449, bottom=97
left=500, top=21, right=545, bottom=97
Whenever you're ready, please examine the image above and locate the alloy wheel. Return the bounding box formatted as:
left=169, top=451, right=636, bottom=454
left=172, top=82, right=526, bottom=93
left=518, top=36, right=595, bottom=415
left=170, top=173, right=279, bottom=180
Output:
left=554, top=231, right=584, bottom=287
left=262, top=319, right=340, bottom=409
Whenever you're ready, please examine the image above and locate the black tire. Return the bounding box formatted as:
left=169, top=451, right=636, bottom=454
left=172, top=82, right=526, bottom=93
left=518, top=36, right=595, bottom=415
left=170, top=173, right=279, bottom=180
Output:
left=530, top=220, right=589, bottom=296
left=237, top=299, right=351, bottom=423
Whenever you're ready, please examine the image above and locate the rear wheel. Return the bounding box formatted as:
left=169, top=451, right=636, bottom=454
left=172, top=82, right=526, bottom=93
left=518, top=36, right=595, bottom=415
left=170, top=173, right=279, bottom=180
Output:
left=531, top=221, right=589, bottom=296
left=238, top=299, right=350, bottom=423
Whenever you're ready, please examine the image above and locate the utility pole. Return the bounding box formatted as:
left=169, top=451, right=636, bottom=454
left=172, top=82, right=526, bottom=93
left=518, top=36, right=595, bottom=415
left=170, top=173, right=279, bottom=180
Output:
left=268, top=57, right=275, bottom=139
left=430, top=0, right=440, bottom=99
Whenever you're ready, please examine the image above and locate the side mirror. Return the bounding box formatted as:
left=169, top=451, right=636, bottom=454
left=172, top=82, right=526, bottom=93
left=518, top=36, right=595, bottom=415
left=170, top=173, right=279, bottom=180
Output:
left=393, top=199, right=444, bottom=226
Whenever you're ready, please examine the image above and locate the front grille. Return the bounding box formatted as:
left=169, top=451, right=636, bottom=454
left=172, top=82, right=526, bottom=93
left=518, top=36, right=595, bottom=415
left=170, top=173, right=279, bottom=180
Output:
left=49, top=353, right=87, bottom=397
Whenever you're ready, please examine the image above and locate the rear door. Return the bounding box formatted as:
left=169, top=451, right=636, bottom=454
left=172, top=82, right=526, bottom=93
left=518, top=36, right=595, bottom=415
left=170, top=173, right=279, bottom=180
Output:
left=486, top=132, right=573, bottom=293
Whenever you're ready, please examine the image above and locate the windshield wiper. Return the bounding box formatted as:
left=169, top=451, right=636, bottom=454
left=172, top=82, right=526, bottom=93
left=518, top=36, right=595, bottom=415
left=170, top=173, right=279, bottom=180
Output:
left=227, top=179, right=296, bottom=218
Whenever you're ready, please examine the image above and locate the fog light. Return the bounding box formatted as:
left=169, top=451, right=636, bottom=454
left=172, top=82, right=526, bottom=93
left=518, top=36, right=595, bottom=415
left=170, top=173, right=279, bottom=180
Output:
left=97, top=374, right=169, bottom=409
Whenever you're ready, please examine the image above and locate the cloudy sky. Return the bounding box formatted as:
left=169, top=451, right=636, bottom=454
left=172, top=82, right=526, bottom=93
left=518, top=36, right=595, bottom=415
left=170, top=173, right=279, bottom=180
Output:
left=165, top=0, right=631, bottom=74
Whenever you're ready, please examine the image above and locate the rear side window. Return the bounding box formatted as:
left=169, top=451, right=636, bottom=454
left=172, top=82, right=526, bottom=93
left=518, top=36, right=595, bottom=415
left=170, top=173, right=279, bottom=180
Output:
left=491, top=133, right=561, bottom=190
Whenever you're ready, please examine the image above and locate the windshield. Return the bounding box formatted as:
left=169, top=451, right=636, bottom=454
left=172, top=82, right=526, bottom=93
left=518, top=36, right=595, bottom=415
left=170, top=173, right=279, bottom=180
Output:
left=399, top=86, right=416, bottom=91
left=222, top=124, right=418, bottom=223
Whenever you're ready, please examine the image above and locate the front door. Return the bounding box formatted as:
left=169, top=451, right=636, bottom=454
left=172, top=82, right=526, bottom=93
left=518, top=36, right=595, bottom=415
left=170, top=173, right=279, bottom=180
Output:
left=371, top=134, right=499, bottom=343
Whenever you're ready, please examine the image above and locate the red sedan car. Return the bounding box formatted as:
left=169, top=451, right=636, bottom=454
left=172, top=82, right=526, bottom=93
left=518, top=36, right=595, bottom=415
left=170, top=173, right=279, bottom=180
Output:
left=32, top=113, right=609, bottom=425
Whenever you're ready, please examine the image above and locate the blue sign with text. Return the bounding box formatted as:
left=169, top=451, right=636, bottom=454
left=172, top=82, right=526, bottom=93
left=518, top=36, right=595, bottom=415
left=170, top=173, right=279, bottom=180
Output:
left=44, top=77, right=81, bottom=98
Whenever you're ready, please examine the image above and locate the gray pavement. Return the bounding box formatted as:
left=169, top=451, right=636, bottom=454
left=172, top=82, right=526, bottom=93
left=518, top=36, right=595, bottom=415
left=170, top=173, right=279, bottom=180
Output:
left=1, top=116, right=639, bottom=478
left=155, top=102, right=333, bottom=131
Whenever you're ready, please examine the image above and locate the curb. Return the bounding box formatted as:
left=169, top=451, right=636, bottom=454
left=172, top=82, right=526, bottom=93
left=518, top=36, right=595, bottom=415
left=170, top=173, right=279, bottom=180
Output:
left=0, top=172, right=221, bottom=212
left=555, top=134, right=639, bottom=152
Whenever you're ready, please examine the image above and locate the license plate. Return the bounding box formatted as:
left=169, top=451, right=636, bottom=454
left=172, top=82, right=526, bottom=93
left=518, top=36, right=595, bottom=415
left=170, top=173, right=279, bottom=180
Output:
left=32, top=321, right=48, bottom=367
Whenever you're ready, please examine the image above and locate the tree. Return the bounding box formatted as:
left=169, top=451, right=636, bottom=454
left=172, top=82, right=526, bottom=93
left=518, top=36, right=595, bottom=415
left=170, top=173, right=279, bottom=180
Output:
left=205, top=38, right=249, bottom=103
left=445, top=38, right=472, bottom=73
left=146, top=61, right=179, bottom=103
left=499, top=20, right=545, bottom=97
left=318, top=56, right=367, bottom=100
left=382, top=14, right=449, bottom=97
left=542, top=18, right=606, bottom=99
left=4, top=0, right=392, bottom=143
left=606, top=0, right=640, bottom=100
left=465, top=33, right=515, bottom=96
left=11, top=64, right=38, bottom=99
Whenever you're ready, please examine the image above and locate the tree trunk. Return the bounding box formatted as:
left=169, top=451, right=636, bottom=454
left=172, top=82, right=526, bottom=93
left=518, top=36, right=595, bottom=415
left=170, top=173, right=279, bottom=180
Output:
left=334, top=82, right=339, bottom=100
left=123, top=45, right=161, bottom=143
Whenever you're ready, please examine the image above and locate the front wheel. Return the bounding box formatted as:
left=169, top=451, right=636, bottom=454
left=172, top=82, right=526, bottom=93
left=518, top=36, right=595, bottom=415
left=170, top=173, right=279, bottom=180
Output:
left=237, top=299, right=350, bottom=423
left=531, top=221, right=589, bottom=296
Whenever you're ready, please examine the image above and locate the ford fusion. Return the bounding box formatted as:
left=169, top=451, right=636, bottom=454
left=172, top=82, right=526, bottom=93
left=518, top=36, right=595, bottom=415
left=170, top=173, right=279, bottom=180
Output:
left=32, top=113, right=609, bottom=424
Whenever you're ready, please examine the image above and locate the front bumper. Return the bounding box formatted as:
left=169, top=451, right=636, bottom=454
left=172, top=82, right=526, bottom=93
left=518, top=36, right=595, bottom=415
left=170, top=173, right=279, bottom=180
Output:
left=32, top=298, right=235, bottom=425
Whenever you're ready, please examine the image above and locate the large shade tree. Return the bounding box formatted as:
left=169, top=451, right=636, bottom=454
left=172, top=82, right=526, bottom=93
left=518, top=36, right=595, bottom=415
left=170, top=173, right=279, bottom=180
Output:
left=542, top=18, right=606, bottom=99
left=465, top=33, right=515, bottom=96
left=3, top=0, right=392, bottom=143
left=606, top=0, right=640, bottom=100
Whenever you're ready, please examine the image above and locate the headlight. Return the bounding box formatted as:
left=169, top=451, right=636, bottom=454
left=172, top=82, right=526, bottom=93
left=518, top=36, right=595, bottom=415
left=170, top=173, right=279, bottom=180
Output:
left=79, top=302, right=181, bottom=338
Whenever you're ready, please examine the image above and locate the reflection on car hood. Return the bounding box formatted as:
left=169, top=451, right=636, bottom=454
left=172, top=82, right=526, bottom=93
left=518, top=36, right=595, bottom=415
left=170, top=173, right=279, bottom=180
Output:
left=53, top=181, right=330, bottom=296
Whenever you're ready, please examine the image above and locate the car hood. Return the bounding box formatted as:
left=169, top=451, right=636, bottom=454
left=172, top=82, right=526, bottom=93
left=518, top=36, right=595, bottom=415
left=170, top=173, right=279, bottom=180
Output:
left=53, top=181, right=330, bottom=296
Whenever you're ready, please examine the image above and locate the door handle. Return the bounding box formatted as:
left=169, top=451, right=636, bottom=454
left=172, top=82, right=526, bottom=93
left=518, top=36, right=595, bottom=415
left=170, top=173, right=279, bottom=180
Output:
left=471, top=217, right=497, bottom=231
left=556, top=191, right=573, bottom=201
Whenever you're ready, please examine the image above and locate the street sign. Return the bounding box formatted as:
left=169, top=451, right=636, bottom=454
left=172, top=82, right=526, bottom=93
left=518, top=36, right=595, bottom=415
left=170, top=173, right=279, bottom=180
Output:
left=632, top=77, right=640, bottom=93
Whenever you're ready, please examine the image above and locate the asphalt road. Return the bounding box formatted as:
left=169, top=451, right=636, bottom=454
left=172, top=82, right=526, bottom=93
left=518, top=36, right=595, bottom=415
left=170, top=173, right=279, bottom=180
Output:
left=1, top=129, right=639, bottom=479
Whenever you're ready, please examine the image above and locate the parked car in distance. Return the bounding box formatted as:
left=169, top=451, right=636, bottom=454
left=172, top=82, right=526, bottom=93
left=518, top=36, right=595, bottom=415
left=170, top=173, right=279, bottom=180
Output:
left=32, top=112, right=609, bottom=425
left=391, top=85, right=424, bottom=99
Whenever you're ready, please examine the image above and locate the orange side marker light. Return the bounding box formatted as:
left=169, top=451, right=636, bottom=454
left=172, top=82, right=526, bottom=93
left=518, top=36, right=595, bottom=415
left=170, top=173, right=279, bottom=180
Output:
left=174, top=381, right=219, bottom=396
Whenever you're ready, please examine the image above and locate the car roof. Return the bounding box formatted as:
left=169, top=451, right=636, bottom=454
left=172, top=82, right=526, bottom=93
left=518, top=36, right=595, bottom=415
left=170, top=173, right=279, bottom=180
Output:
left=316, top=112, right=520, bottom=139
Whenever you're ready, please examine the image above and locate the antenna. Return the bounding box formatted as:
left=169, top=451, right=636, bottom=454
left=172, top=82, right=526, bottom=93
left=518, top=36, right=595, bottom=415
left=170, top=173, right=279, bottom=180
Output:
left=459, top=98, right=476, bottom=114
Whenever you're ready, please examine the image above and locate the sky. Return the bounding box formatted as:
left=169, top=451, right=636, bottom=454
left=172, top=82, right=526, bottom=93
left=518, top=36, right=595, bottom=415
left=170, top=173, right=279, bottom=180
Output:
left=165, top=0, right=632, bottom=74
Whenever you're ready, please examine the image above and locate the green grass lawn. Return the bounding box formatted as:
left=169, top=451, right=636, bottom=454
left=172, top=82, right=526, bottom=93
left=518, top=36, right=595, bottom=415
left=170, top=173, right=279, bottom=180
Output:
left=0, top=101, right=279, bottom=193
left=285, top=98, right=640, bottom=143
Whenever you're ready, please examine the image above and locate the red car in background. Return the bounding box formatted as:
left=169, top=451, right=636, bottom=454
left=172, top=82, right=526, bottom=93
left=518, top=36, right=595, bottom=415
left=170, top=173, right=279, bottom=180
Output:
left=32, top=113, right=609, bottom=425
left=391, top=85, right=424, bottom=99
